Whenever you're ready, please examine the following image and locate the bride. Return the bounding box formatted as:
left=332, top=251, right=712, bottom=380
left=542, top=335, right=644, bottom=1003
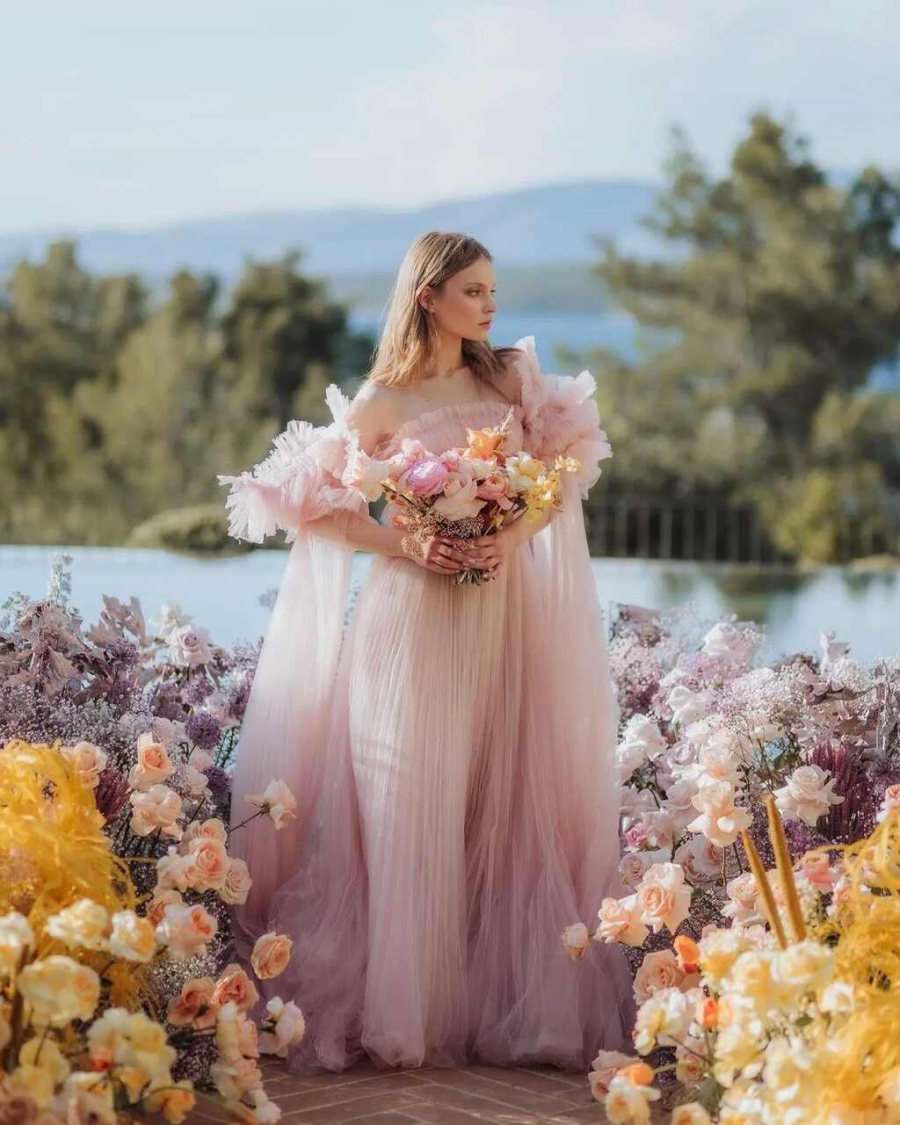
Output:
left=217, top=230, right=636, bottom=1075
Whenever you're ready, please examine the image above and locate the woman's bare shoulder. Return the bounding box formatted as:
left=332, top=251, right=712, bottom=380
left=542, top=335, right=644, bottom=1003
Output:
left=346, top=381, right=406, bottom=452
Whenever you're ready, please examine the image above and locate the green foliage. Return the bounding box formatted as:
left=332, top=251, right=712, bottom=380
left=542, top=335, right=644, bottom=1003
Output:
left=0, top=244, right=375, bottom=546
left=587, top=111, right=900, bottom=559
left=126, top=503, right=248, bottom=553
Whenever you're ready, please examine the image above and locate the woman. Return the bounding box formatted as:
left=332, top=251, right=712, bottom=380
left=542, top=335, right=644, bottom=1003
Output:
left=217, top=231, right=636, bottom=1075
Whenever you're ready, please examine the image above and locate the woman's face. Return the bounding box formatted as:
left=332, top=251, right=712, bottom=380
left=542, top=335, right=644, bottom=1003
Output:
left=421, top=257, right=498, bottom=341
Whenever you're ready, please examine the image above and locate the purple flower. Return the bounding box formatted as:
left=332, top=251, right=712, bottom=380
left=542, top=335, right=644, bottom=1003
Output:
left=185, top=711, right=222, bottom=751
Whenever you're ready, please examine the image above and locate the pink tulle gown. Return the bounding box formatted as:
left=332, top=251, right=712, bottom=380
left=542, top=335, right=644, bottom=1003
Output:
left=217, top=335, right=636, bottom=1075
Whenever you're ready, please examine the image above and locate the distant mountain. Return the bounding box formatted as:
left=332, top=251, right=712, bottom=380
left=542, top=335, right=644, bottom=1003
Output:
left=0, top=179, right=669, bottom=288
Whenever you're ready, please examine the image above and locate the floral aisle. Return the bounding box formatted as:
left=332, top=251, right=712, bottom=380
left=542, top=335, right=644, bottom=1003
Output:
left=1, top=555, right=898, bottom=1123
left=0, top=555, right=303, bottom=1123
left=563, top=603, right=900, bottom=1124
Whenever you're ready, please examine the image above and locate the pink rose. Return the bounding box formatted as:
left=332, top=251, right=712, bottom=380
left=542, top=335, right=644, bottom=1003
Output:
left=212, top=963, right=261, bottom=1012
left=156, top=903, right=218, bottom=960
left=475, top=471, right=509, bottom=502
left=403, top=456, right=448, bottom=497
left=168, top=976, right=216, bottom=1029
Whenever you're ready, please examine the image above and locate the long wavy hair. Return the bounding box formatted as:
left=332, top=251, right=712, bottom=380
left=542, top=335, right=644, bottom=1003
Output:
left=365, top=231, right=520, bottom=391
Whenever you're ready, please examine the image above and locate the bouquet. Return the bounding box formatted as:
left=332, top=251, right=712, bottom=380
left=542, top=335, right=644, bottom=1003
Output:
left=369, top=406, right=582, bottom=585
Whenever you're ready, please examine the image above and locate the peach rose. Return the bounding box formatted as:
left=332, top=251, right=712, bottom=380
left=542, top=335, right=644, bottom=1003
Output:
left=146, top=890, right=184, bottom=928
left=633, top=949, right=698, bottom=1004
left=212, top=964, right=261, bottom=1013
left=595, top=895, right=649, bottom=947
left=588, top=1050, right=638, bottom=1100
left=128, top=732, right=175, bottom=791
left=635, top=863, right=691, bottom=935
left=60, top=740, right=108, bottom=789
left=183, top=838, right=229, bottom=892
left=155, top=903, right=218, bottom=961
left=168, top=977, right=216, bottom=1029
left=219, top=858, right=253, bottom=906
left=129, top=785, right=183, bottom=840
left=251, top=933, right=293, bottom=980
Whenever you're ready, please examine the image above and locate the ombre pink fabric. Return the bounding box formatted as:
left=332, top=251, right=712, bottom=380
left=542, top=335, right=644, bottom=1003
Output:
left=219, top=336, right=636, bottom=1074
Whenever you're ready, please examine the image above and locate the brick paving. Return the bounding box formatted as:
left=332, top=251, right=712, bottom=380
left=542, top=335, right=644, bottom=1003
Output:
left=188, top=1056, right=618, bottom=1124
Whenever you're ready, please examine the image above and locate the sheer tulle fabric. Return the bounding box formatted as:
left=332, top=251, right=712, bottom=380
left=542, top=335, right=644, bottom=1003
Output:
left=219, top=337, right=636, bottom=1074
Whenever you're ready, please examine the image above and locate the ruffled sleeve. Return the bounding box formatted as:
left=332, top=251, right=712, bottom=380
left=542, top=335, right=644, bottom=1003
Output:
left=511, top=335, right=612, bottom=500
left=217, top=384, right=383, bottom=544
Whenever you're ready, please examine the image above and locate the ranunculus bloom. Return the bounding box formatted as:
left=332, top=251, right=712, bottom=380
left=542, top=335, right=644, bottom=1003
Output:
left=431, top=475, right=485, bottom=521
left=774, top=764, right=844, bottom=827
left=402, top=456, right=448, bottom=498
left=251, top=932, right=294, bottom=980
left=475, top=471, right=509, bottom=502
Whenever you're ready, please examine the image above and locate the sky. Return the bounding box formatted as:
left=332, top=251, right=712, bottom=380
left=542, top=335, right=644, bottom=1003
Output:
left=3, top=0, right=898, bottom=234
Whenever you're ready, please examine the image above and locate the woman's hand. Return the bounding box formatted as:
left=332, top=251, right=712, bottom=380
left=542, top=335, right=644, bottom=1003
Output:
left=461, top=523, right=525, bottom=582
left=405, top=533, right=478, bottom=575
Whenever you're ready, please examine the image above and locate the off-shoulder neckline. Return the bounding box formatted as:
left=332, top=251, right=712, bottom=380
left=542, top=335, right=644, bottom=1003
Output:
left=373, top=398, right=524, bottom=458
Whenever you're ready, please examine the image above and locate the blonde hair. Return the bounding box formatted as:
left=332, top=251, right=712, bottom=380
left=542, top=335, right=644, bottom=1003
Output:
left=365, top=231, right=519, bottom=390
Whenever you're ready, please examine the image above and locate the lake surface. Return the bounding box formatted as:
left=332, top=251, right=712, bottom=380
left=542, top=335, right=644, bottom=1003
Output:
left=2, top=546, right=897, bottom=668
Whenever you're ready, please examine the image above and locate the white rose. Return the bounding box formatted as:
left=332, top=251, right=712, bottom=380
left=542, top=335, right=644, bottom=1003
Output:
left=774, top=765, right=844, bottom=827
left=168, top=623, right=214, bottom=668
left=561, top=922, right=590, bottom=961
left=687, top=777, right=752, bottom=848
left=665, top=685, right=710, bottom=728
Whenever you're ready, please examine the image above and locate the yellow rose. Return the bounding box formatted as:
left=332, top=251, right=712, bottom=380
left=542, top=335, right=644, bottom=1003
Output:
left=19, top=1036, right=71, bottom=1086
left=143, top=1078, right=196, bottom=1124
left=45, top=898, right=111, bottom=953
left=5, top=1063, right=56, bottom=1107
left=108, top=912, right=157, bottom=963
left=19, top=956, right=100, bottom=1027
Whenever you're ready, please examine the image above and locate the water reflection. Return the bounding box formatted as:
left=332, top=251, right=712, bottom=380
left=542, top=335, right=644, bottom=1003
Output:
left=1, top=547, right=897, bottom=667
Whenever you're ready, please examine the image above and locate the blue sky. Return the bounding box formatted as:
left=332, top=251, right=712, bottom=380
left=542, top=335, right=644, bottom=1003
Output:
left=4, top=0, right=897, bottom=233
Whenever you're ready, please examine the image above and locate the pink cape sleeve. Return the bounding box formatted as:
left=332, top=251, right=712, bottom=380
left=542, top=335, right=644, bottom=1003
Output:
left=216, top=384, right=381, bottom=946
left=512, top=334, right=625, bottom=909
left=511, top=334, right=613, bottom=500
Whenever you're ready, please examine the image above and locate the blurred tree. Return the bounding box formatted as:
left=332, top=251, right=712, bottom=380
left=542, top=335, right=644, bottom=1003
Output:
left=589, top=111, right=900, bottom=560
left=0, top=244, right=375, bottom=544
left=0, top=240, right=146, bottom=543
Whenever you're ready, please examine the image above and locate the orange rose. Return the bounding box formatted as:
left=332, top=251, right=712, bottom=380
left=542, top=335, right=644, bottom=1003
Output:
left=696, top=996, right=719, bottom=1029
left=617, top=1062, right=655, bottom=1087
left=674, top=934, right=701, bottom=974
